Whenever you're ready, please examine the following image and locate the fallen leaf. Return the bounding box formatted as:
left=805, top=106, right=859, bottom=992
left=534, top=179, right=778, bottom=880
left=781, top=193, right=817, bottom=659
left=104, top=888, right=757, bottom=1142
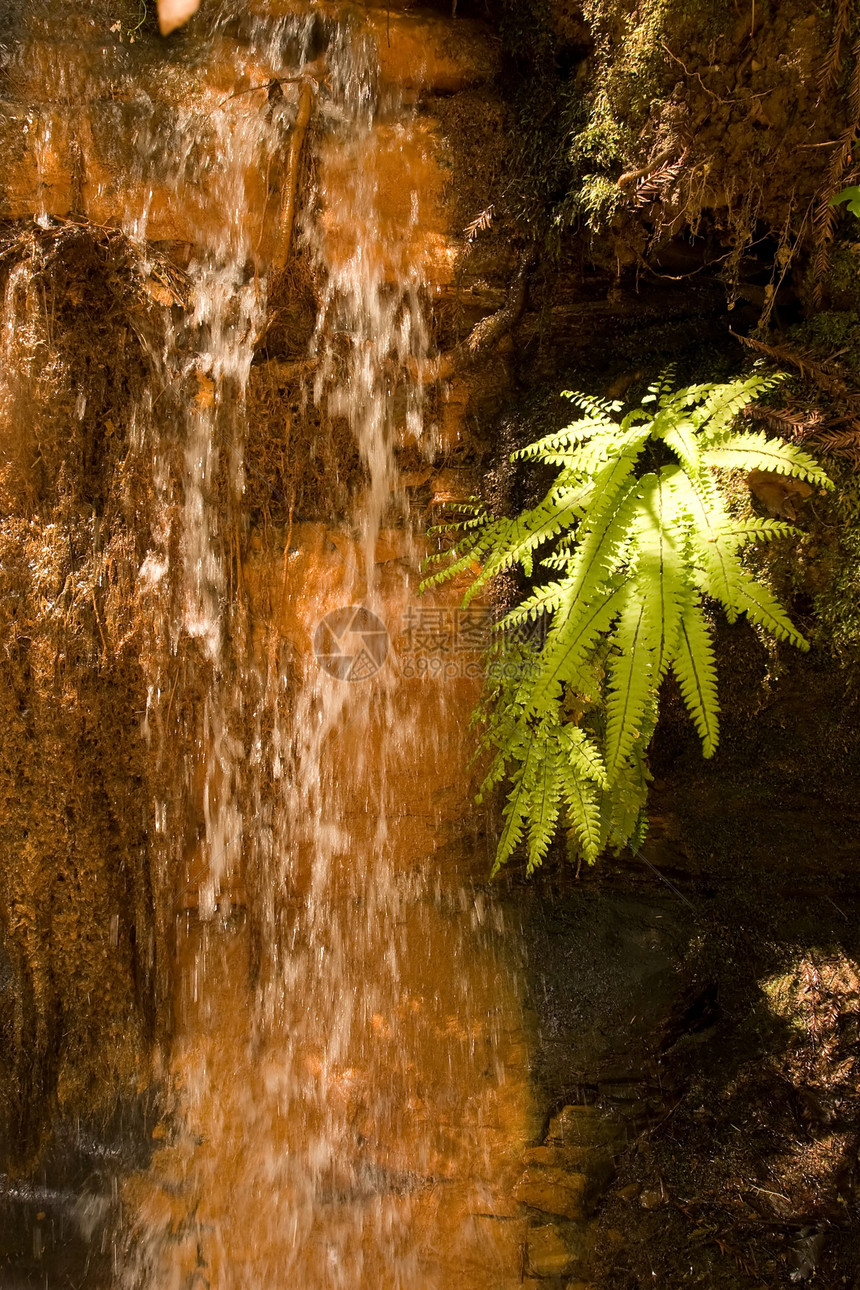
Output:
left=747, top=469, right=813, bottom=520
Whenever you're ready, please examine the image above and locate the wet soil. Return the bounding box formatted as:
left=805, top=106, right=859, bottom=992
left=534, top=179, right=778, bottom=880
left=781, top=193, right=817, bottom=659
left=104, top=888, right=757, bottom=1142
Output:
left=513, top=629, right=860, bottom=1287
left=577, top=873, right=860, bottom=1289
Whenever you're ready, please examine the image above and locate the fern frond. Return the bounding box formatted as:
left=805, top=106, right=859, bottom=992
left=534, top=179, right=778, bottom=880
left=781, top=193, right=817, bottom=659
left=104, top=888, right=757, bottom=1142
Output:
left=492, top=730, right=540, bottom=874
left=602, top=474, right=688, bottom=783
left=545, top=471, right=592, bottom=503
left=514, top=417, right=615, bottom=458
left=604, top=592, right=658, bottom=782
left=658, top=416, right=703, bottom=476
left=493, top=777, right=530, bottom=874
left=701, top=431, right=833, bottom=487
left=476, top=756, right=509, bottom=804
left=601, top=740, right=653, bottom=854
left=528, top=582, right=626, bottom=714
left=721, top=519, right=799, bottom=546
left=540, top=553, right=576, bottom=571
left=734, top=578, right=809, bottom=649
left=558, top=479, right=638, bottom=615
left=477, top=729, right=522, bottom=800
left=561, top=390, right=620, bottom=418
left=432, top=497, right=487, bottom=518
left=562, top=767, right=602, bottom=865
left=526, top=735, right=564, bottom=871
left=500, top=580, right=570, bottom=629
left=447, top=512, right=496, bottom=531
left=460, top=496, right=583, bottom=604
left=560, top=724, right=608, bottom=789
left=618, top=408, right=651, bottom=431
left=632, top=470, right=688, bottom=674
left=668, top=466, right=744, bottom=618
left=425, top=501, right=490, bottom=539
left=643, top=367, right=675, bottom=404
left=433, top=370, right=827, bottom=878
left=592, top=423, right=654, bottom=494
left=420, top=516, right=505, bottom=588
left=694, top=372, right=783, bottom=440
left=664, top=381, right=719, bottom=411
left=538, top=436, right=619, bottom=472
left=420, top=547, right=485, bottom=589
left=672, top=601, right=720, bottom=756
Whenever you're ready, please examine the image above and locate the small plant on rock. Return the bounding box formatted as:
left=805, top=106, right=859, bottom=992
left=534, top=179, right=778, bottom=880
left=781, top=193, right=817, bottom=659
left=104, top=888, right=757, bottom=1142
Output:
left=423, top=371, right=832, bottom=874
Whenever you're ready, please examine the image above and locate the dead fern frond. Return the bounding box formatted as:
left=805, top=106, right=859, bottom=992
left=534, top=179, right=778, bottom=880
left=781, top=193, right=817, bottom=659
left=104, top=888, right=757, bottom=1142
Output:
left=635, top=158, right=685, bottom=207
left=849, top=36, right=860, bottom=125
left=731, top=331, right=848, bottom=397
left=812, top=36, right=860, bottom=301
left=742, top=404, right=822, bottom=439
left=807, top=425, right=860, bottom=465
left=818, top=0, right=850, bottom=97
left=744, top=392, right=860, bottom=465
left=813, top=134, right=856, bottom=305
left=464, top=205, right=495, bottom=242
left=740, top=387, right=860, bottom=466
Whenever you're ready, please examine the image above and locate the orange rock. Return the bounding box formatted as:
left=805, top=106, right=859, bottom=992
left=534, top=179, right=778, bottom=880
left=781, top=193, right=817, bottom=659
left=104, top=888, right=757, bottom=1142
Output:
left=316, top=118, right=458, bottom=284
left=365, top=13, right=500, bottom=95
left=527, top=1224, right=585, bottom=1278
left=531, top=1145, right=616, bottom=1195
left=546, top=1104, right=622, bottom=1149
left=514, top=1167, right=590, bottom=1220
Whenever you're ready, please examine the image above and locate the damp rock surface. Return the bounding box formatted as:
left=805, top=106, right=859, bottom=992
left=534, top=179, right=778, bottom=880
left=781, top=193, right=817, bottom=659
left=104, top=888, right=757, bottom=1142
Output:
left=1, top=0, right=860, bottom=1287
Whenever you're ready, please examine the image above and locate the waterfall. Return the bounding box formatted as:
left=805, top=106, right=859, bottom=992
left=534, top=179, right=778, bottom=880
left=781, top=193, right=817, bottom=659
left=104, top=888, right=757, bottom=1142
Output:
left=0, top=5, right=534, bottom=1286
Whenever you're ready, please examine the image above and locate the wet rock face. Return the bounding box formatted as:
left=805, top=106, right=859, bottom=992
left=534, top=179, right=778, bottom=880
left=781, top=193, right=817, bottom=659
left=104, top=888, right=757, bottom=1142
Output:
left=0, top=1096, right=161, bottom=1290
left=0, top=1, right=535, bottom=1285
left=0, top=0, right=508, bottom=1085
left=0, top=224, right=168, bottom=1170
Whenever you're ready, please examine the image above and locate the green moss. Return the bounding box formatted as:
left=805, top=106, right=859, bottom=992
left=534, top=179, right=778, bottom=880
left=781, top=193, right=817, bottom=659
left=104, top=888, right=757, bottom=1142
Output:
left=822, top=242, right=860, bottom=310
left=558, top=95, right=629, bottom=231
left=792, top=310, right=860, bottom=381
left=582, top=0, right=732, bottom=131
left=497, top=0, right=585, bottom=242
left=574, top=173, right=624, bottom=228
left=499, top=0, right=735, bottom=244
left=809, top=464, right=860, bottom=663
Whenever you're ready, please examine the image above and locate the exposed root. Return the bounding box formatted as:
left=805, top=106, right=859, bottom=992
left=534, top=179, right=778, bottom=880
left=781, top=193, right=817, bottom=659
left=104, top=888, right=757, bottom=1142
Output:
left=617, top=147, right=677, bottom=191
left=271, top=78, right=316, bottom=279
left=410, top=246, right=536, bottom=384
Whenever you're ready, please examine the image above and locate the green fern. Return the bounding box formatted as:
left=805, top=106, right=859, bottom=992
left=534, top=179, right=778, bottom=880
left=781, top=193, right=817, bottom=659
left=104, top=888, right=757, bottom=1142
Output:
left=422, top=372, right=832, bottom=873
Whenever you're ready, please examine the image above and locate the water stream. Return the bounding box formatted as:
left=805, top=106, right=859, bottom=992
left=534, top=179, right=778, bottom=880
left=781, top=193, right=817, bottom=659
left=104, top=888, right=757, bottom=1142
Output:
left=108, top=10, right=534, bottom=1288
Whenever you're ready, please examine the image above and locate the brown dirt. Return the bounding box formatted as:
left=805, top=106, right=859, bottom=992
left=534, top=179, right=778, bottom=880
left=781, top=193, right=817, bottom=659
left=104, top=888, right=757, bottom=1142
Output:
left=580, top=884, right=860, bottom=1288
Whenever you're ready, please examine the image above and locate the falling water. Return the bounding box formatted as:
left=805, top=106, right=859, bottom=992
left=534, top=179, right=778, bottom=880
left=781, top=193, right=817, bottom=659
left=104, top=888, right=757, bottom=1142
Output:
left=1, top=6, right=535, bottom=1286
